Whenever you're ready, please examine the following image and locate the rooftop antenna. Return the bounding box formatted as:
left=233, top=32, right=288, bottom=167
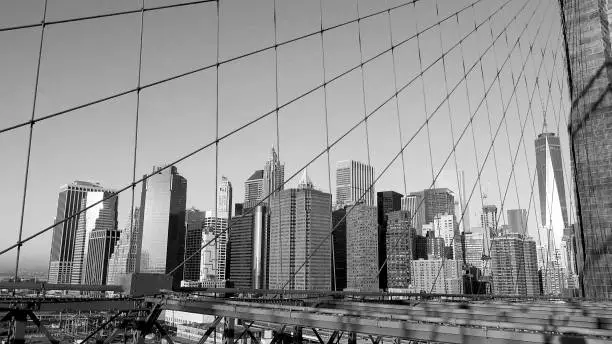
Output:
left=543, top=114, right=548, bottom=133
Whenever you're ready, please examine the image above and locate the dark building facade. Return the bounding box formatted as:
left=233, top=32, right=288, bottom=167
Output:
left=376, top=191, right=403, bottom=290
left=138, top=166, right=187, bottom=289
left=228, top=205, right=268, bottom=289
left=332, top=208, right=347, bottom=291
left=562, top=0, right=612, bottom=298
left=385, top=210, right=412, bottom=289
left=183, top=208, right=205, bottom=282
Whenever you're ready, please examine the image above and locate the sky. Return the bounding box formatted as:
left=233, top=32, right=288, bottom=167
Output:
left=0, top=0, right=571, bottom=272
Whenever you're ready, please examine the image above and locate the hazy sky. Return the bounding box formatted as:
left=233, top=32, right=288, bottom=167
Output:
left=0, top=0, right=570, bottom=271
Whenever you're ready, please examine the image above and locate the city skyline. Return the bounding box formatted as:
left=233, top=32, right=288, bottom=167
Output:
left=0, top=1, right=569, bottom=280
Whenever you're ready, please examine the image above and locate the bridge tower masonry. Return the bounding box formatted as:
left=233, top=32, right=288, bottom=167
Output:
left=562, top=0, right=612, bottom=298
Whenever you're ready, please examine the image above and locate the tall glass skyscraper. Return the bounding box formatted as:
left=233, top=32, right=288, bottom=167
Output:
left=137, top=166, right=187, bottom=288
left=346, top=203, right=379, bottom=292
left=48, top=181, right=117, bottom=284
left=335, top=160, right=375, bottom=208
left=183, top=208, right=205, bottom=282
left=535, top=132, right=568, bottom=250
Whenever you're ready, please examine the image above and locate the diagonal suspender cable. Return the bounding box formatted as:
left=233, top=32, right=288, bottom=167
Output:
left=14, top=0, right=49, bottom=284
left=0, top=0, right=216, bottom=33
left=0, top=0, right=437, bottom=136
left=283, top=0, right=537, bottom=291
left=172, top=0, right=517, bottom=280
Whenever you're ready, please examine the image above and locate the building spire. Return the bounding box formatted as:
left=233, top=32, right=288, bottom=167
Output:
left=298, top=168, right=314, bottom=189
left=543, top=115, right=548, bottom=133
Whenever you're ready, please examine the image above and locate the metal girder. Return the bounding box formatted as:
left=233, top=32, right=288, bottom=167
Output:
left=154, top=321, right=174, bottom=344
left=368, top=335, right=381, bottom=344
left=0, top=282, right=123, bottom=292
left=347, top=332, right=356, bottom=344
left=246, top=327, right=262, bottom=344
left=312, top=328, right=324, bottom=344
left=28, top=311, right=59, bottom=344
left=224, top=317, right=234, bottom=344
left=103, top=328, right=122, bottom=344
left=154, top=297, right=612, bottom=344
left=293, top=326, right=302, bottom=344
left=198, top=316, right=222, bottom=344
left=269, top=325, right=286, bottom=344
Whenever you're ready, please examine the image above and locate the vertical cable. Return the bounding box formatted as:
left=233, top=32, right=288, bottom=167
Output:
left=384, top=0, right=408, bottom=199
left=355, top=0, right=373, bottom=178
left=14, top=0, right=49, bottom=285
left=272, top=0, right=283, bottom=292
left=319, top=0, right=336, bottom=291
left=414, top=2, right=436, bottom=186
left=129, top=0, right=146, bottom=276
left=457, top=8, right=488, bottom=291
left=213, top=0, right=221, bottom=286
left=435, top=0, right=463, bottom=268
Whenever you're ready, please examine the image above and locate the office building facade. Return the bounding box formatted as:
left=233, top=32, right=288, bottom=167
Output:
left=490, top=233, right=539, bottom=296
left=183, top=208, right=205, bottom=282
left=402, top=193, right=424, bottom=231
left=49, top=181, right=116, bottom=284
left=346, top=204, right=379, bottom=291
left=228, top=205, right=267, bottom=289
left=507, top=209, right=528, bottom=236
left=377, top=191, right=403, bottom=290
left=268, top=173, right=332, bottom=291
left=410, top=259, right=463, bottom=294
left=244, top=170, right=264, bottom=208
left=332, top=208, right=347, bottom=291
left=386, top=210, right=412, bottom=289
left=335, top=160, right=375, bottom=208
left=107, top=208, right=141, bottom=285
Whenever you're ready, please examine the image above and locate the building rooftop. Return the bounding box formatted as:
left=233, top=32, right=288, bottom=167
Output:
left=247, top=170, right=264, bottom=181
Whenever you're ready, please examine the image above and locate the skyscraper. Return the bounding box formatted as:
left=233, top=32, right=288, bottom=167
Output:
left=385, top=210, right=412, bottom=290
left=335, top=160, right=375, bottom=208
left=346, top=203, right=379, bottom=291
left=107, top=208, right=141, bottom=285
left=535, top=133, right=568, bottom=243
left=49, top=181, right=116, bottom=284
left=422, top=188, right=455, bottom=224
left=202, top=212, right=229, bottom=282
left=463, top=231, right=484, bottom=271
left=507, top=209, right=528, bottom=235
left=433, top=213, right=455, bottom=250
left=228, top=205, right=267, bottom=289
left=480, top=205, right=498, bottom=258
left=331, top=208, right=347, bottom=291
left=402, top=193, right=424, bottom=230
left=490, top=233, right=539, bottom=296
left=82, top=228, right=120, bottom=285
left=201, top=176, right=233, bottom=283
left=244, top=170, right=264, bottom=208
left=183, top=208, right=205, bottom=282
left=376, top=191, right=403, bottom=290
left=70, top=184, right=118, bottom=285
left=457, top=170, right=471, bottom=233
left=263, top=147, right=284, bottom=201
left=137, top=166, right=187, bottom=288
left=268, top=171, right=332, bottom=290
